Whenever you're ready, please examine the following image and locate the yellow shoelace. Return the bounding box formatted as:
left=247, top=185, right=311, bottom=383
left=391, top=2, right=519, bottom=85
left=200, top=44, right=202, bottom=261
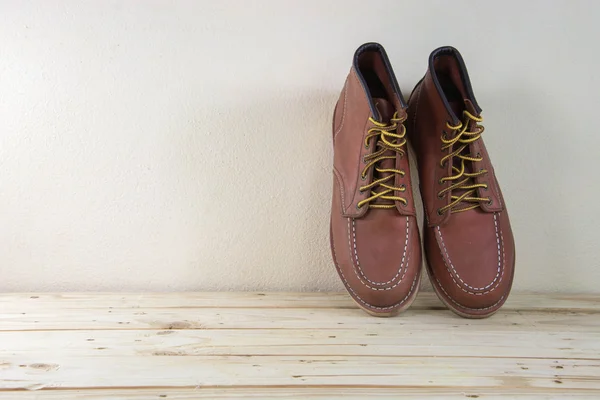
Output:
left=357, top=112, right=408, bottom=210
left=437, top=110, right=490, bottom=215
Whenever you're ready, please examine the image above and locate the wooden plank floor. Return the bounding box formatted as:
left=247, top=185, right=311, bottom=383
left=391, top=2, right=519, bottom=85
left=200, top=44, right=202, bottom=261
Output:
left=0, top=293, right=599, bottom=399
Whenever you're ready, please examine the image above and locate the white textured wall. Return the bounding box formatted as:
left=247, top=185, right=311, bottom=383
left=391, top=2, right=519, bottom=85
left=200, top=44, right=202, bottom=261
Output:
left=0, top=1, right=598, bottom=292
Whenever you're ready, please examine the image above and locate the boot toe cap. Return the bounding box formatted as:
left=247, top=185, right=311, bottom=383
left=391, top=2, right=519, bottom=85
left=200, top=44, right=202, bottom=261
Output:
left=426, top=217, right=515, bottom=317
left=331, top=216, right=423, bottom=316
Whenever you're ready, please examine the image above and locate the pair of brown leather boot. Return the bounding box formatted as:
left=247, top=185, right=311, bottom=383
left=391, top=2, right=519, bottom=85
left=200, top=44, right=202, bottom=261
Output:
left=330, top=43, right=515, bottom=318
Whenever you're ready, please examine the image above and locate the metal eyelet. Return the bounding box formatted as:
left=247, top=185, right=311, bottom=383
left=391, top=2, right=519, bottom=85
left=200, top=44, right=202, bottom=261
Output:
left=399, top=184, right=406, bottom=190
left=361, top=174, right=367, bottom=181
left=437, top=209, right=443, bottom=216
left=362, top=155, right=367, bottom=163
left=487, top=199, right=493, bottom=205
left=401, top=201, right=407, bottom=207
left=476, top=152, right=481, bottom=158
left=365, top=144, right=370, bottom=150
left=483, top=184, right=489, bottom=191
left=438, top=178, right=444, bottom=185
left=437, top=192, right=444, bottom=199
left=356, top=204, right=363, bottom=210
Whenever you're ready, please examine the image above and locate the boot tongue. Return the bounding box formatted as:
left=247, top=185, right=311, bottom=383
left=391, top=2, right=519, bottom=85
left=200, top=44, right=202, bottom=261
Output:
left=464, top=98, right=477, bottom=114
left=373, top=98, right=395, bottom=121
left=450, top=98, right=480, bottom=210
left=371, top=98, right=397, bottom=207
left=463, top=99, right=479, bottom=130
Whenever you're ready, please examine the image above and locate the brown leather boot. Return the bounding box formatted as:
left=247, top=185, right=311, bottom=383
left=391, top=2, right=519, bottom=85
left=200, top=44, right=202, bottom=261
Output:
left=407, top=47, right=516, bottom=318
left=330, top=43, right=422, bottom=317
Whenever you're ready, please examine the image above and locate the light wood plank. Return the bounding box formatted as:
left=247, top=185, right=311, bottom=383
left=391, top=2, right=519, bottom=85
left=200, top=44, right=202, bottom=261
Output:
left=2, top=292, right=599, bottom=311
left=2, top=307, right=599, bottom=332
left=1, top=387, right=599, bottom=399
left=1, top=355, right=599, bottom=390
left=0, top=328, right=598, bottom=359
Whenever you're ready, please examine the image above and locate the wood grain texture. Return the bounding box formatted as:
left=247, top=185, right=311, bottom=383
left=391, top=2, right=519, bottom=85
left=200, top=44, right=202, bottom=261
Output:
left=0, top=292, right=599, bottom=399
